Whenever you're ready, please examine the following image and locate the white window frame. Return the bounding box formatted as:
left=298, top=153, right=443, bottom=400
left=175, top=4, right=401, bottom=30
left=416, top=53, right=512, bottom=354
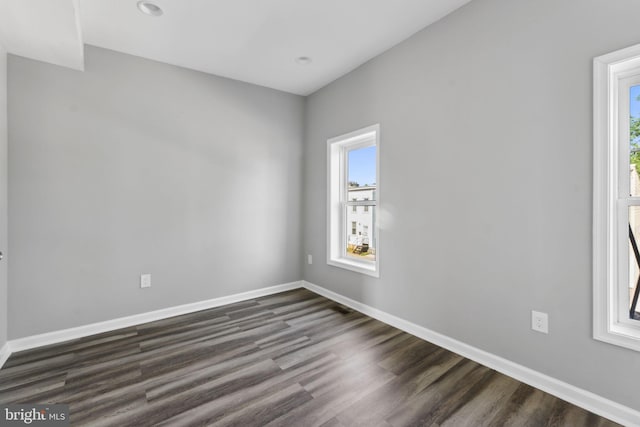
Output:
left=594, top=43, right=640, bottom=352
left=327, top=124, right=380, bottom=277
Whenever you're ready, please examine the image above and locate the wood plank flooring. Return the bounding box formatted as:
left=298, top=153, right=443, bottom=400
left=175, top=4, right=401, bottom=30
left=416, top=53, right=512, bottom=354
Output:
left=0, top=289, right=620, bottom=426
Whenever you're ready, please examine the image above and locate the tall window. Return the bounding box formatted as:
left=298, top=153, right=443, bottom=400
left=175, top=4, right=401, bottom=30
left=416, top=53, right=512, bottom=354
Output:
left=594, top=43, right=640, bottom=351
left=327, top=124, right=379, bottom=277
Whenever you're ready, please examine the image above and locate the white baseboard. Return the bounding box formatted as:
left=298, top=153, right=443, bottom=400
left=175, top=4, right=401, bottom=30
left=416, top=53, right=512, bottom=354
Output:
left=7, top=281, right=303, bottom=354
left=301, top=280, right=640, bottom=427
left=0, top=342, right=10, bottom=370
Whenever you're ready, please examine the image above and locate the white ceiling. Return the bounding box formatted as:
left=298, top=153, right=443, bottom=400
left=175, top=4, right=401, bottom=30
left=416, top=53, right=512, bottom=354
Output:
left=0, top=0, right=472, bottom=95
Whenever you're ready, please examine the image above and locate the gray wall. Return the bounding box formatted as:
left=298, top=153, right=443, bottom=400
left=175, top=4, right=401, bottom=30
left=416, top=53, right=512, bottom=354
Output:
left=303, top=0, right=640, bottom=410
left=0, top=46, right=7, bottom=349
left=8, top=46, right=304, bottom=338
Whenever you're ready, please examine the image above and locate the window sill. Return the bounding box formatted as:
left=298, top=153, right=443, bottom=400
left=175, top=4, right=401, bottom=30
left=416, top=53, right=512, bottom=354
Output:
left=327, top=257, right=379, bottom=278
left=594, top=319, right=640, bottom=352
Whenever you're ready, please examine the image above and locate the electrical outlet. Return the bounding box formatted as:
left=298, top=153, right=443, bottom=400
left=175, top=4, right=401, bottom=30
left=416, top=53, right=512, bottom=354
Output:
left=140, top=274, right=151, bottom=289
left=531, top=310, right=548, bottom=334
left=307, top=254, right=313, bottom=265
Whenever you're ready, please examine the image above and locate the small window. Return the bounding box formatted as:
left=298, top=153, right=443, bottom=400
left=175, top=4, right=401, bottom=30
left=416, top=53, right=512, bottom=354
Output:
left=594, top=43, right=640, bottom=351
left=327, top=124, right=379, bottom=277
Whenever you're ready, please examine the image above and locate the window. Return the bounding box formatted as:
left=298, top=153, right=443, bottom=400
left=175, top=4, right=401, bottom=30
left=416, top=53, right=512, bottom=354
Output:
left=594, top=43, right=640, bottom=351
left=327, top=124, right=379, bottom=277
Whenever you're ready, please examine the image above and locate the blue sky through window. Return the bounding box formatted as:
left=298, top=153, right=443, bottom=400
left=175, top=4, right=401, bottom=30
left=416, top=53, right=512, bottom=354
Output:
left=633, top=85, right=640, bottom=146
left=632, top=85, right=640, bottom=118
left=348, top=146, right=376, bottom=186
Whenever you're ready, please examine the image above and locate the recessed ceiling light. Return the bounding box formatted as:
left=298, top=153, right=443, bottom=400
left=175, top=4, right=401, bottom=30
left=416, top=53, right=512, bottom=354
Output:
left=137, top=1, right=163, bottom=16
left=295, top=56, right=313, bottom=65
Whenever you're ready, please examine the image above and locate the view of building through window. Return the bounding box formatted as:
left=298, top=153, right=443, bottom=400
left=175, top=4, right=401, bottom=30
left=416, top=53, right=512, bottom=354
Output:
left=346, top=145, right=376, bottom=261
left=629, top=84, right=640, bottom=319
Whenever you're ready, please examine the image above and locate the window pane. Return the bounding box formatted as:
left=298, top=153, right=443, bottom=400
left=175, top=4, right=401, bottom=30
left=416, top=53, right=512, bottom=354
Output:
left=348, top=146, right=376, bottom=200
left=630, top=85, right=640, bottom=196
left=346, top=149, right=376, bottom=262
left=346, top=205, right=376, bottom=262
left=629, top=206, right=640, bottom=320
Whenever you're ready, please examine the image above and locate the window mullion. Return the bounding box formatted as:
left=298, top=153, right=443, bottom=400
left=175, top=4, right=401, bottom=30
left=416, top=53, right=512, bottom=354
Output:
left=346, top=200, right=377, bottom=206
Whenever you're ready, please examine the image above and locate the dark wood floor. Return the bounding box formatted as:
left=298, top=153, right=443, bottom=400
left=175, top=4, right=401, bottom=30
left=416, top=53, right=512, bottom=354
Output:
left=0, top=289, right=619, bottom=426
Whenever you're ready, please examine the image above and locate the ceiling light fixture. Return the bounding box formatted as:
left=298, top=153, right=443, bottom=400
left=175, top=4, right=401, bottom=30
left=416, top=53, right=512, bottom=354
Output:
left=137, top=1, right=163, bottom=16
left=295, top=56, right=313, bottom=65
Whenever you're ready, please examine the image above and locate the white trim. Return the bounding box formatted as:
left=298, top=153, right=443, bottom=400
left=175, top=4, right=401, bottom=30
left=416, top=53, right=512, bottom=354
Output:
left=327, top=124, right=380, bottom=278
left=301, top=281, right=640, bottom=427
left=0, top=342, right=10, bottom=370
left=327, top=257, right=377, bottom=277
left=7, top=281, right=302, bottom=353
left=593, top=42, right=640, bottom=352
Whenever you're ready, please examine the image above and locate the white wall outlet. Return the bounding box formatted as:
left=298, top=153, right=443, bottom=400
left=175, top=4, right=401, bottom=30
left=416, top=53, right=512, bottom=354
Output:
left=307, top=254, right=313, bottom=265
left=140, top=273, right=151, bottom=289
left=531, top=310, right=548, bottom=334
